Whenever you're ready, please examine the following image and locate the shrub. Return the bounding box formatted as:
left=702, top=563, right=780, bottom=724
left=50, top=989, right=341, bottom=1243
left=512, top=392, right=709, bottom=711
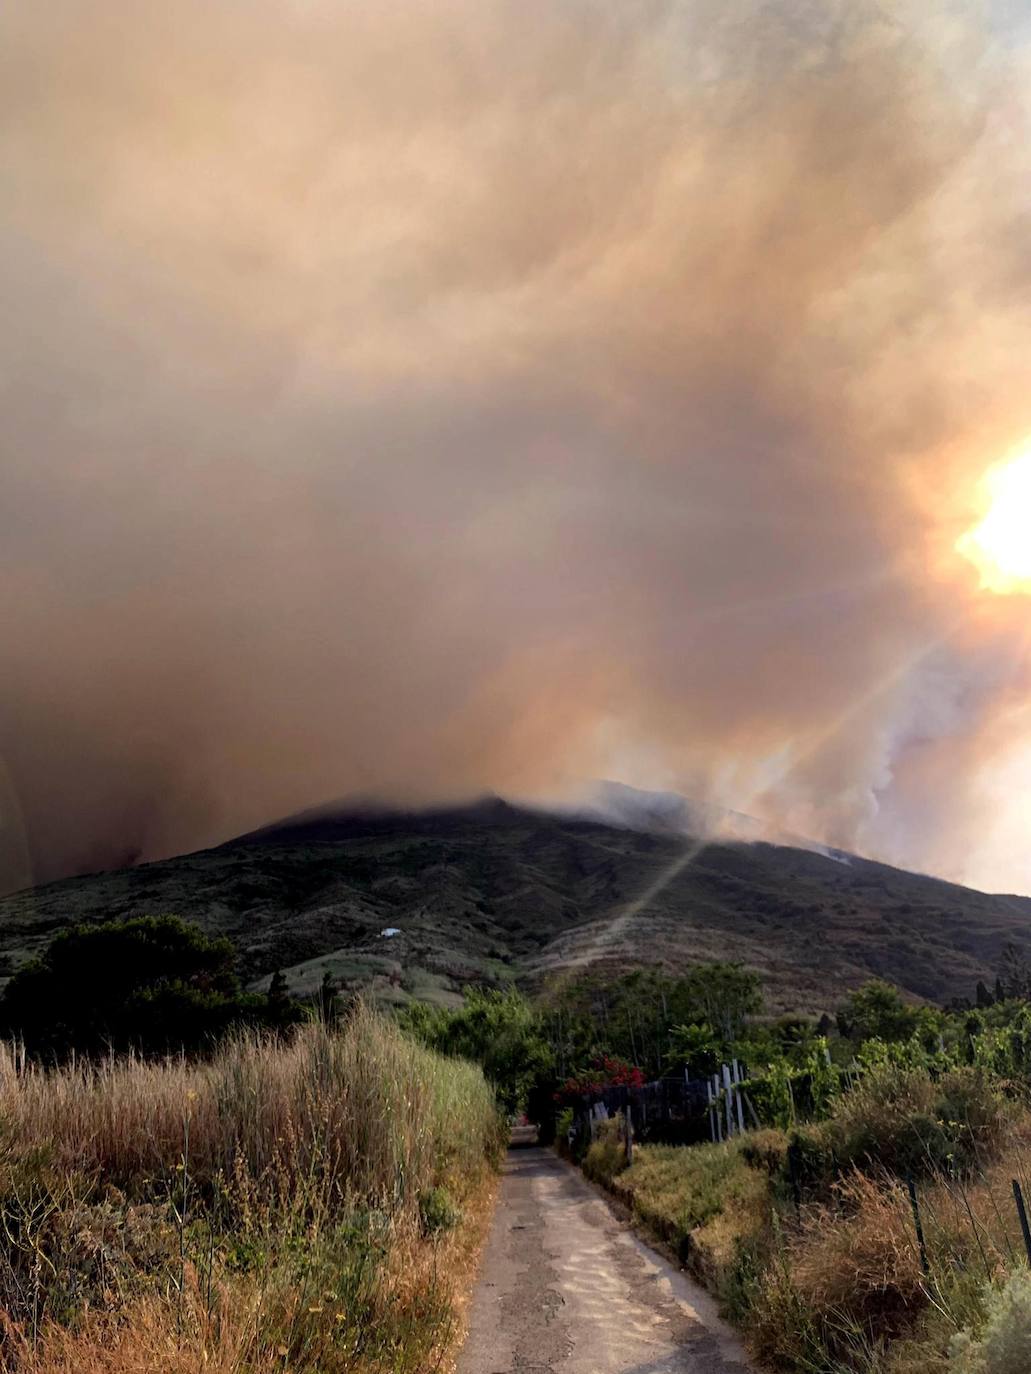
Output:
left=553, top=1055, right=645, bottom=1106
left=554, top=1106, right=574, bottom=1157
left=582, top=1118, right=628, bottom=1186
left=419, top=1186, right=459, bottom=1235
left=0, top=916, right=301, bottom=1059
left=826, top=1066, right=1008, bottom=1178
left=951, top=1270, right=1031, bottom=1373
left=791, top=1171, right=924, bottom=1326
left=740, top=1129, right=789, bottom=1175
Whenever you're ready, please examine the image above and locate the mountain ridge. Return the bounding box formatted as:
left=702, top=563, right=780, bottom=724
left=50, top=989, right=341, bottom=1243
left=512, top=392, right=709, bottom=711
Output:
left=1, top=792, right=1029, bottom=1015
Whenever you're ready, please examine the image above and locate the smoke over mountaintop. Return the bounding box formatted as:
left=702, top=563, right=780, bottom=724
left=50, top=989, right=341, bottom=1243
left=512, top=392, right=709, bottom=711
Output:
left=3, top=0, right=1031, bottom=896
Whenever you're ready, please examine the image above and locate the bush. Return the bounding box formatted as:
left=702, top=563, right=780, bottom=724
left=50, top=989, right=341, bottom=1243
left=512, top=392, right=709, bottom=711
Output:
left=826, top=1066, right=1008, bottom=1178
left=745, top=1170, right=929, bottom=1369
left=0, top=916, right=301, bottom=1059
left=582, top=1118, right=628, bottom=1186
left=554, top=1106, right=575, bottom=1157
left=951, top=1270, right=1031, bottom=1373
left=791, top=1171, right=924, bottom=1329
left=740, top=1129, right=789, bottom=1175
left=419, top=1186, right=460, bottom=1235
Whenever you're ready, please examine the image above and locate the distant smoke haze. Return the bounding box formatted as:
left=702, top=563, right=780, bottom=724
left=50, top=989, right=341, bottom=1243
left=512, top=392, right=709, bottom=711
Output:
left=4, top=0, right=1031, bottom=895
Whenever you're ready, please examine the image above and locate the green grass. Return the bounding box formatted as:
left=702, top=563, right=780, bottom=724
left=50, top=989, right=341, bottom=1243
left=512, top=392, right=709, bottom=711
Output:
left=584, top=1127, right=772, bottom=1293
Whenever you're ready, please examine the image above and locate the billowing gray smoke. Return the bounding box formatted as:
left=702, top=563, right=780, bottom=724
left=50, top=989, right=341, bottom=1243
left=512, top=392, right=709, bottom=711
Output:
left=3, top=0, right=1031, bottom=895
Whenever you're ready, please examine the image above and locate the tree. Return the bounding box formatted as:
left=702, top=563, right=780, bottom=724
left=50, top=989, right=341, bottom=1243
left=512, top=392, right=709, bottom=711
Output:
left=399, top=988, right=553, bottom=1116
left=0, top=916, right=298, bottom=1058
left=837, top=980, right=918, bottom=1045
left=665, top=1021, right=720, bottom=1077
left=678, top=963, right=763, bottom=1043
left=266, top=969, right=304, bottom=1030
left=318, top=970, right=340, bottom=1024
left=998, top=944, right=1031, bottom=1002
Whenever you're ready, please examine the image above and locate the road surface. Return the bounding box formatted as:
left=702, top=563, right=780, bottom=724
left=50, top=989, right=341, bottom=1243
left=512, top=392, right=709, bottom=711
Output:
left=457, top=1144, right=754, bottom=1374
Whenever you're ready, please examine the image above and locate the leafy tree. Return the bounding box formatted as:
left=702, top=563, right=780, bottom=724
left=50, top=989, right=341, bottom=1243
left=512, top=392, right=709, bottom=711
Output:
left=399, top=988, right=553, bottom=1115
left=679, top=962, right=763, bottom=1042
left=665, top=1021, right=720, bottom=1077
left=837, top=980, right=918, bottom=1045
left=539, top=962, right=763, bottom=1080
left=0, top=916, right=300, bottom=1058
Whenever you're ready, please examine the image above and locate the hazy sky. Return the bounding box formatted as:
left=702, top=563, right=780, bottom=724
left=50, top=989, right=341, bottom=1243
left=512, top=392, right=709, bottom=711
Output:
left=4, top=0, right=1031, bottom=896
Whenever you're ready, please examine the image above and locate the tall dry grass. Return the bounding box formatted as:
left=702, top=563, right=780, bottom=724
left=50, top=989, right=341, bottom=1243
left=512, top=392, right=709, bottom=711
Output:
left=0, top=1002, right=499, bottom=1202
left=0, top=1003, right=503, bottom=1373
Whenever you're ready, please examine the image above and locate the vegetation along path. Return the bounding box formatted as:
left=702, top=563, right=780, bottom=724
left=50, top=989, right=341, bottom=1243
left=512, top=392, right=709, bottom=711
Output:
left=458, top=1144, right=754, bottom=1374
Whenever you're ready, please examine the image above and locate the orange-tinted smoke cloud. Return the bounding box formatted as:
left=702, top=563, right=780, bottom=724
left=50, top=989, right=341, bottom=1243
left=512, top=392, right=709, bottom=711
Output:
left=3, top=0, right=1031, bottom=895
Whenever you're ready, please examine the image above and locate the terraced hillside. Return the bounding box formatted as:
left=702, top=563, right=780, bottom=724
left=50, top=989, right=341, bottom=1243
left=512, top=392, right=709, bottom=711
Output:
left=1, top=798, right=1030, bottom=1013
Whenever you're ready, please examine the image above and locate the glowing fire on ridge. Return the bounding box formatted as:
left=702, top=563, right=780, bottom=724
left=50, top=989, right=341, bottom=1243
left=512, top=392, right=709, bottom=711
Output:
left=957, top=450, right=1031, bottom=595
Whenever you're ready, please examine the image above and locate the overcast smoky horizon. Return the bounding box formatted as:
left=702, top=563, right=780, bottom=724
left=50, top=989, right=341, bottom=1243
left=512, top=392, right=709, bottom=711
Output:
left=4, top=0, right=1031, bottom=898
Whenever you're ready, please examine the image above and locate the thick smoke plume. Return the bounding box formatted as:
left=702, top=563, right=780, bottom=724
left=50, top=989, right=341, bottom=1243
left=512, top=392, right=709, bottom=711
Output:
left=3, top=0, right=1031, bottom=894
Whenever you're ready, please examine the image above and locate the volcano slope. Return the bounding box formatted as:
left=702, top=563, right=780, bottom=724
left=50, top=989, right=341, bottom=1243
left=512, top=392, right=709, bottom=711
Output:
left=1, top=798, right=1029, bottom=1014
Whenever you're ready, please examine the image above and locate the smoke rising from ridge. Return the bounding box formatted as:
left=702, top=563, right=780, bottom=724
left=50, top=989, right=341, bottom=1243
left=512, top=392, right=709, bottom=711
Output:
left=3, top=0, right=1031, bottom=894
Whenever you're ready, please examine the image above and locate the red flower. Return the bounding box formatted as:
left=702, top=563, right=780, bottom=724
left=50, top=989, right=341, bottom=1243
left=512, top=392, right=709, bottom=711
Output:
left=552, top=1055, right=646, bottom=1104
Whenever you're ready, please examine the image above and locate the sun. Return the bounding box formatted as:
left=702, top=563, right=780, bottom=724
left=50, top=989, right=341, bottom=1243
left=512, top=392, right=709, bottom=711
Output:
left=957, top=450, right=1031, bottom=595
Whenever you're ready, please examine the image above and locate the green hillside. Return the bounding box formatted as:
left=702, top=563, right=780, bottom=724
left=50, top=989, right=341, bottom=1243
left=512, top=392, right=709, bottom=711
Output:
left=2, top=798, right=1029, bottom=1014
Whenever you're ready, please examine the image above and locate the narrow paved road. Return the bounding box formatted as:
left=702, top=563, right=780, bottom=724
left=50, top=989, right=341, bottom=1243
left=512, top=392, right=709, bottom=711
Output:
left=458, top=1146, right=754, bottom=1374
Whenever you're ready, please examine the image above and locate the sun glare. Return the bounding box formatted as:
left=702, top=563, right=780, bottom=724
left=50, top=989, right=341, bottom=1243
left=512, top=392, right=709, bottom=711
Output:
left=957, top=450, right=1031, bottom=595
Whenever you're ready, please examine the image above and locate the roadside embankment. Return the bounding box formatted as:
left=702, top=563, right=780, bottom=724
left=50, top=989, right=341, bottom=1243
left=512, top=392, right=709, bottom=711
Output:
left=574, top=1064, right=1031, bottom=1372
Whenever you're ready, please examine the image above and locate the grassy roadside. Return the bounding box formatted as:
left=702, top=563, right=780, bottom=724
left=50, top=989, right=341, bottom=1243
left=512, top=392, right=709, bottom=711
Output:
left=577, top=1066, right=1031, bottom=1372
left=0, top=1004, right=505, bottom=1373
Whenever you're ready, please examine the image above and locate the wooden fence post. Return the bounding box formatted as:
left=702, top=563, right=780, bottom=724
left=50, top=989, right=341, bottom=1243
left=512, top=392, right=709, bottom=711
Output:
left=732, top=1059, right=746, bottom=1135
left=722, top=1063, right=734, bottom=1140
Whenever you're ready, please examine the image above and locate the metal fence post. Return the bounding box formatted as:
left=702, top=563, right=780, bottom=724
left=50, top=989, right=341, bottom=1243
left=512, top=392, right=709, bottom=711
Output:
left=907, top=1176, right=930, bottom=1276
left=1013, top=1179, right=1031, bottom=1265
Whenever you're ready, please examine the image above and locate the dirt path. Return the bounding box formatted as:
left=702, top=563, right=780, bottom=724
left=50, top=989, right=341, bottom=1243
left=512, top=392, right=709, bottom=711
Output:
left=457, top=1145, right=755, bottom=1374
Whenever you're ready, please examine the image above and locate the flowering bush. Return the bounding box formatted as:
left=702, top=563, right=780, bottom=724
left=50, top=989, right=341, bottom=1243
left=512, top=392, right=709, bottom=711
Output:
left=553, top=1055, right=645, bottom=1104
